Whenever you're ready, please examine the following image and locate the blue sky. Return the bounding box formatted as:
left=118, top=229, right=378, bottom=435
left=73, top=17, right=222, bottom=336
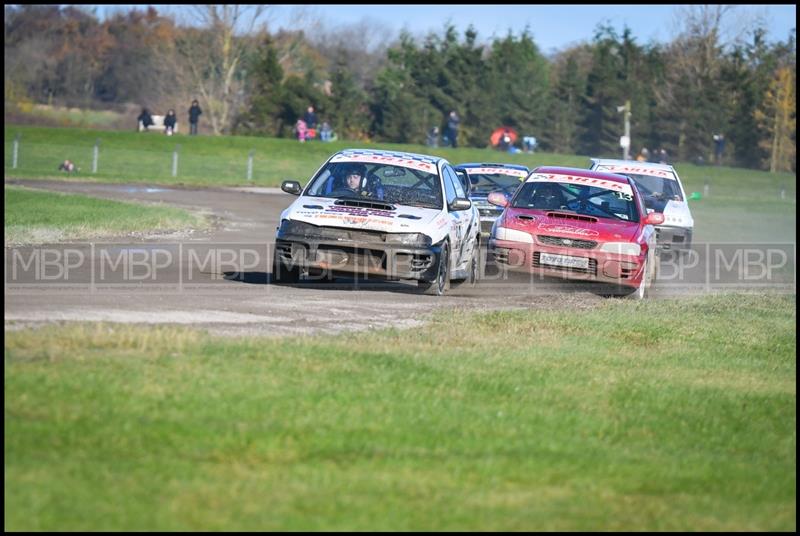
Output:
left=96, top=4, right=797, bottom=54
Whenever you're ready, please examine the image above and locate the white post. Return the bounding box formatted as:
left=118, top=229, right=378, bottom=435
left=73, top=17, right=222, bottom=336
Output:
left=247, top=150, right=254, bottom=181
left=172, top=145, right=180, bottom=178
left=92, top=139, right=100, bottom=173
left=704, top=178, right=709, bottom=198
left=12, top=133, right=20, bottom=169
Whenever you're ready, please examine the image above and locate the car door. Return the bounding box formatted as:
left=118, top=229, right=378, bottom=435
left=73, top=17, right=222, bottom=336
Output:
left=443, top=165, right=475, bottom=270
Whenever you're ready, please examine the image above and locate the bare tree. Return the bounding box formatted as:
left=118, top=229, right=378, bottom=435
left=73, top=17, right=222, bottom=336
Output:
left=174, top=5, right=269, bottom=134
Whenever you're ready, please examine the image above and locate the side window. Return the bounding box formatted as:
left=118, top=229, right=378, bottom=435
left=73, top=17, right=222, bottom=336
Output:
left=444, top=166, right=466, bottom=199
left=442, top=166, right=457, bottom=205
left=455, top=170, right=470, bottom=196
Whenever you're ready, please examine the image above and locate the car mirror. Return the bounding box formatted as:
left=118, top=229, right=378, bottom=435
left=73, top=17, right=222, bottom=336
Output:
left=487, top=192, right=508, bottom=207
left=449, top=198, right=472, bottom=211
left=645, top=212, right=665, bottom=225
left=281, top=180, right=302, bottom=195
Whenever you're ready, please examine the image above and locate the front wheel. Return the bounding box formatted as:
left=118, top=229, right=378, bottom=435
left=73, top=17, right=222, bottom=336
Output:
left=272, top=252, right=300, bottom=284
left=451, top=245, right=480, bottom=288
left=624, top=251, right=655, bottom=300
left=418, top=243, right=450, bottom=296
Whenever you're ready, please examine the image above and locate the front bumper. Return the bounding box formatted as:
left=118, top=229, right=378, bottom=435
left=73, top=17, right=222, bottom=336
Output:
left=655, top=225, right=692, bottom=251
left=274, top=232, right=443, bottom=282
left=488, top=238, right=647, bottom=289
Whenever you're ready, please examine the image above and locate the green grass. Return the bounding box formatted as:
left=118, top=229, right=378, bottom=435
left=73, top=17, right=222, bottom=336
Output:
left=4, top=185, right=207, bottom=245
left=5, top=124, right=795, bottom=243
left=4, top=293, right=796, bottom=531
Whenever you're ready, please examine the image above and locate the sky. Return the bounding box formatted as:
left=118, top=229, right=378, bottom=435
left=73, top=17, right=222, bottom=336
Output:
left=95, top=4, right=797, bottom=54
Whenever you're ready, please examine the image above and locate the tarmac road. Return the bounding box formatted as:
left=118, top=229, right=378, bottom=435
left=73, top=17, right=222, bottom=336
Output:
left=4, top=180, right=794, bottom=336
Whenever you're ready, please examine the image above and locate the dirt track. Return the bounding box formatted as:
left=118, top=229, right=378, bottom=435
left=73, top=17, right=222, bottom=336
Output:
left=4, top=180, right=794, bottom=336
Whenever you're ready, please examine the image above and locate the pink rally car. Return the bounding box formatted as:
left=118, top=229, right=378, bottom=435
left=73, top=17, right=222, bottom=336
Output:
left=487, top=166, right=665, bottom=298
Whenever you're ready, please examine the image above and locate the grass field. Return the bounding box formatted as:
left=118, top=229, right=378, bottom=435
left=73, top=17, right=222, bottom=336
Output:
left=5, top=125, right=796, bottom=243
left=5, top=125, right=795, bottom=196
left=4, top=293, right=795, bottom=531
left=4, top=185, right=207, bottom=245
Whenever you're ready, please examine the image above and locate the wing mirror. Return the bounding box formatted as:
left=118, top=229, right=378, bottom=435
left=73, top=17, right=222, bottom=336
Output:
left=645, top=212, right=665, bottom=225
left=449, top=197, right=472, bottom=211
left=487, top=191, right=508, bottom=207
left=281, top=180, right=302, bottom=195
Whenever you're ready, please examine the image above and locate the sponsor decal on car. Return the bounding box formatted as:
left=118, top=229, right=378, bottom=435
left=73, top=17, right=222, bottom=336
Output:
left=595, top=165, right=676, bottom=179
left=527, top=173, right=634, bottom=195
left=465, top=167, right=528, bottom=177
left=330, top=153, right=437, bottom=174
left=537, top=223, right=600, bottom=237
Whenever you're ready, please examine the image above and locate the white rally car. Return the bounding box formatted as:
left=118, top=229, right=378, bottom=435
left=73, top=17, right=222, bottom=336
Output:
left=274, top=149, right=481, bottom=295
left=589, top=159, right=694, bottom=251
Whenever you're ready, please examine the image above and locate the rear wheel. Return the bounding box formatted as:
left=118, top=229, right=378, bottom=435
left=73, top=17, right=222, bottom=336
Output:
left=418, top=242, right=450, bottom=296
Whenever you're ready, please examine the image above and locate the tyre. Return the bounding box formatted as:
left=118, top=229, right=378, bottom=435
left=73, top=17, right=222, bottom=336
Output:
left=272, top=252, right=300, bottom=284
left=418, top=242, right=450, bottom=296
left=624, top=250, right=654, bottom=300
left=451, top=244, right=480, bottom=288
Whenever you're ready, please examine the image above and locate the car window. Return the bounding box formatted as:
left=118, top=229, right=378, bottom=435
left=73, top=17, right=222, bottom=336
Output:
left=513, top=179, right=640, bottom=222
left=445, top=166, right=467, bottom=199
left=443, top=166, right=458, bottom=205
left=464, top=169, right=526, bottom=195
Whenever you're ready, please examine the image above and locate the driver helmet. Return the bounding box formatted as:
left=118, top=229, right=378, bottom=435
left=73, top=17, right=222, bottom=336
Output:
left=342, top=163, right=366, bottom=189
left=533, top=183, right=564, bottom=209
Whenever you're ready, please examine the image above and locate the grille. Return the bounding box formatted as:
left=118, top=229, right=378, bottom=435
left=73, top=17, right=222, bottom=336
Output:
left=537, top=235, right=597, bottom=249
left=532, top=252, right=597, bottom=275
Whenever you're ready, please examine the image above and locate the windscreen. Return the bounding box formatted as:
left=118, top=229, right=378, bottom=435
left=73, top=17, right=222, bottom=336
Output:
left=512, top=174, right=639, bottom=222
left=464, top=167, right=527, bottom=195
left=306, top=155, right=443, bottom=210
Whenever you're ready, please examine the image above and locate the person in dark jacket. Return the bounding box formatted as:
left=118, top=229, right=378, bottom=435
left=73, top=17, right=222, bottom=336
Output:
left=303, top=105, right=318, bottom=130
left=137, top=108, right=154, bottom=131
left=445, top=110, right=460, bottom=148
left=164, top=109, right=177, bottom=136
left=188, top=99, right=202, bottom=135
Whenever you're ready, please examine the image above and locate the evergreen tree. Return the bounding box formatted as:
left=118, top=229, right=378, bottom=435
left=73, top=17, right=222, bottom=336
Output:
left=235, top=35, right=285, bottom=136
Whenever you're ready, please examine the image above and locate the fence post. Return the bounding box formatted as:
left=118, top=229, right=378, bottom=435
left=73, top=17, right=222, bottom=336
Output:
left=12, top=133, right=20, bottom=169
left=780, top=183, right=785, bottom=200
left=703, top=177, right=709, bottom=198
left=247, top=149, right=254, bottom=181
left=92, top=138, right=100, bottom=174
left=172, top=144, right=180, bottom=178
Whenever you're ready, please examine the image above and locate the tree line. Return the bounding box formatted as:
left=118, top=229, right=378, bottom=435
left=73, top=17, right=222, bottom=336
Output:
left=4, top=5, right=795, bottom=172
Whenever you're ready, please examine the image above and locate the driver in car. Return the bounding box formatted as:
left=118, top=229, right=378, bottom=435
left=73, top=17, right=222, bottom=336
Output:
left=531, top=183, right=566, bottom=209
left=343, top=164, right=366, bottom=194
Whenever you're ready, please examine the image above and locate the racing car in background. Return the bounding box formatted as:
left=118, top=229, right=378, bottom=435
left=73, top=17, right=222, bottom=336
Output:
left=274, top=149, right=481, bottom=295
left=589, top=159, right=694, bottom=252
left=453, top=163, right=529, bottom=235
left=487, top=166, right=665, bottom=299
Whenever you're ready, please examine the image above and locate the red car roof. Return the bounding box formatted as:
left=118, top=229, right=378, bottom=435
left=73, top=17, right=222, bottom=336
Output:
left=533, top=166, right=630, bottom=184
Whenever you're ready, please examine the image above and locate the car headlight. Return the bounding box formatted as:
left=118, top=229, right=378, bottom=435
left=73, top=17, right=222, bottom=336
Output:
left=278, top=219, right=320, bottom=237
left=493, top=226, right=533, bottom=243
left=600, top=242, right=641, bottom=256
left=384, top=233, right=432, bottom=246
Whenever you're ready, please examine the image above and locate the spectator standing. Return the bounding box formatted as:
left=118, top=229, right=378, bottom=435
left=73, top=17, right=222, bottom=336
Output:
left=164, top=109, right=177, bottom=135
left=713, top=134, right=725, bottom=165
left=426, top=126, right=439, bottom=148
left=137, top=108, right=153, bottom=131
left=295, top=118, right=308, bottom=142
left=303, top=106, right=318, bottom=140
left=445, top=110, right=460, bottom=148
left=636, top=147, right=649, bottom=162
left=188, top=99, right=202, bottom=135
